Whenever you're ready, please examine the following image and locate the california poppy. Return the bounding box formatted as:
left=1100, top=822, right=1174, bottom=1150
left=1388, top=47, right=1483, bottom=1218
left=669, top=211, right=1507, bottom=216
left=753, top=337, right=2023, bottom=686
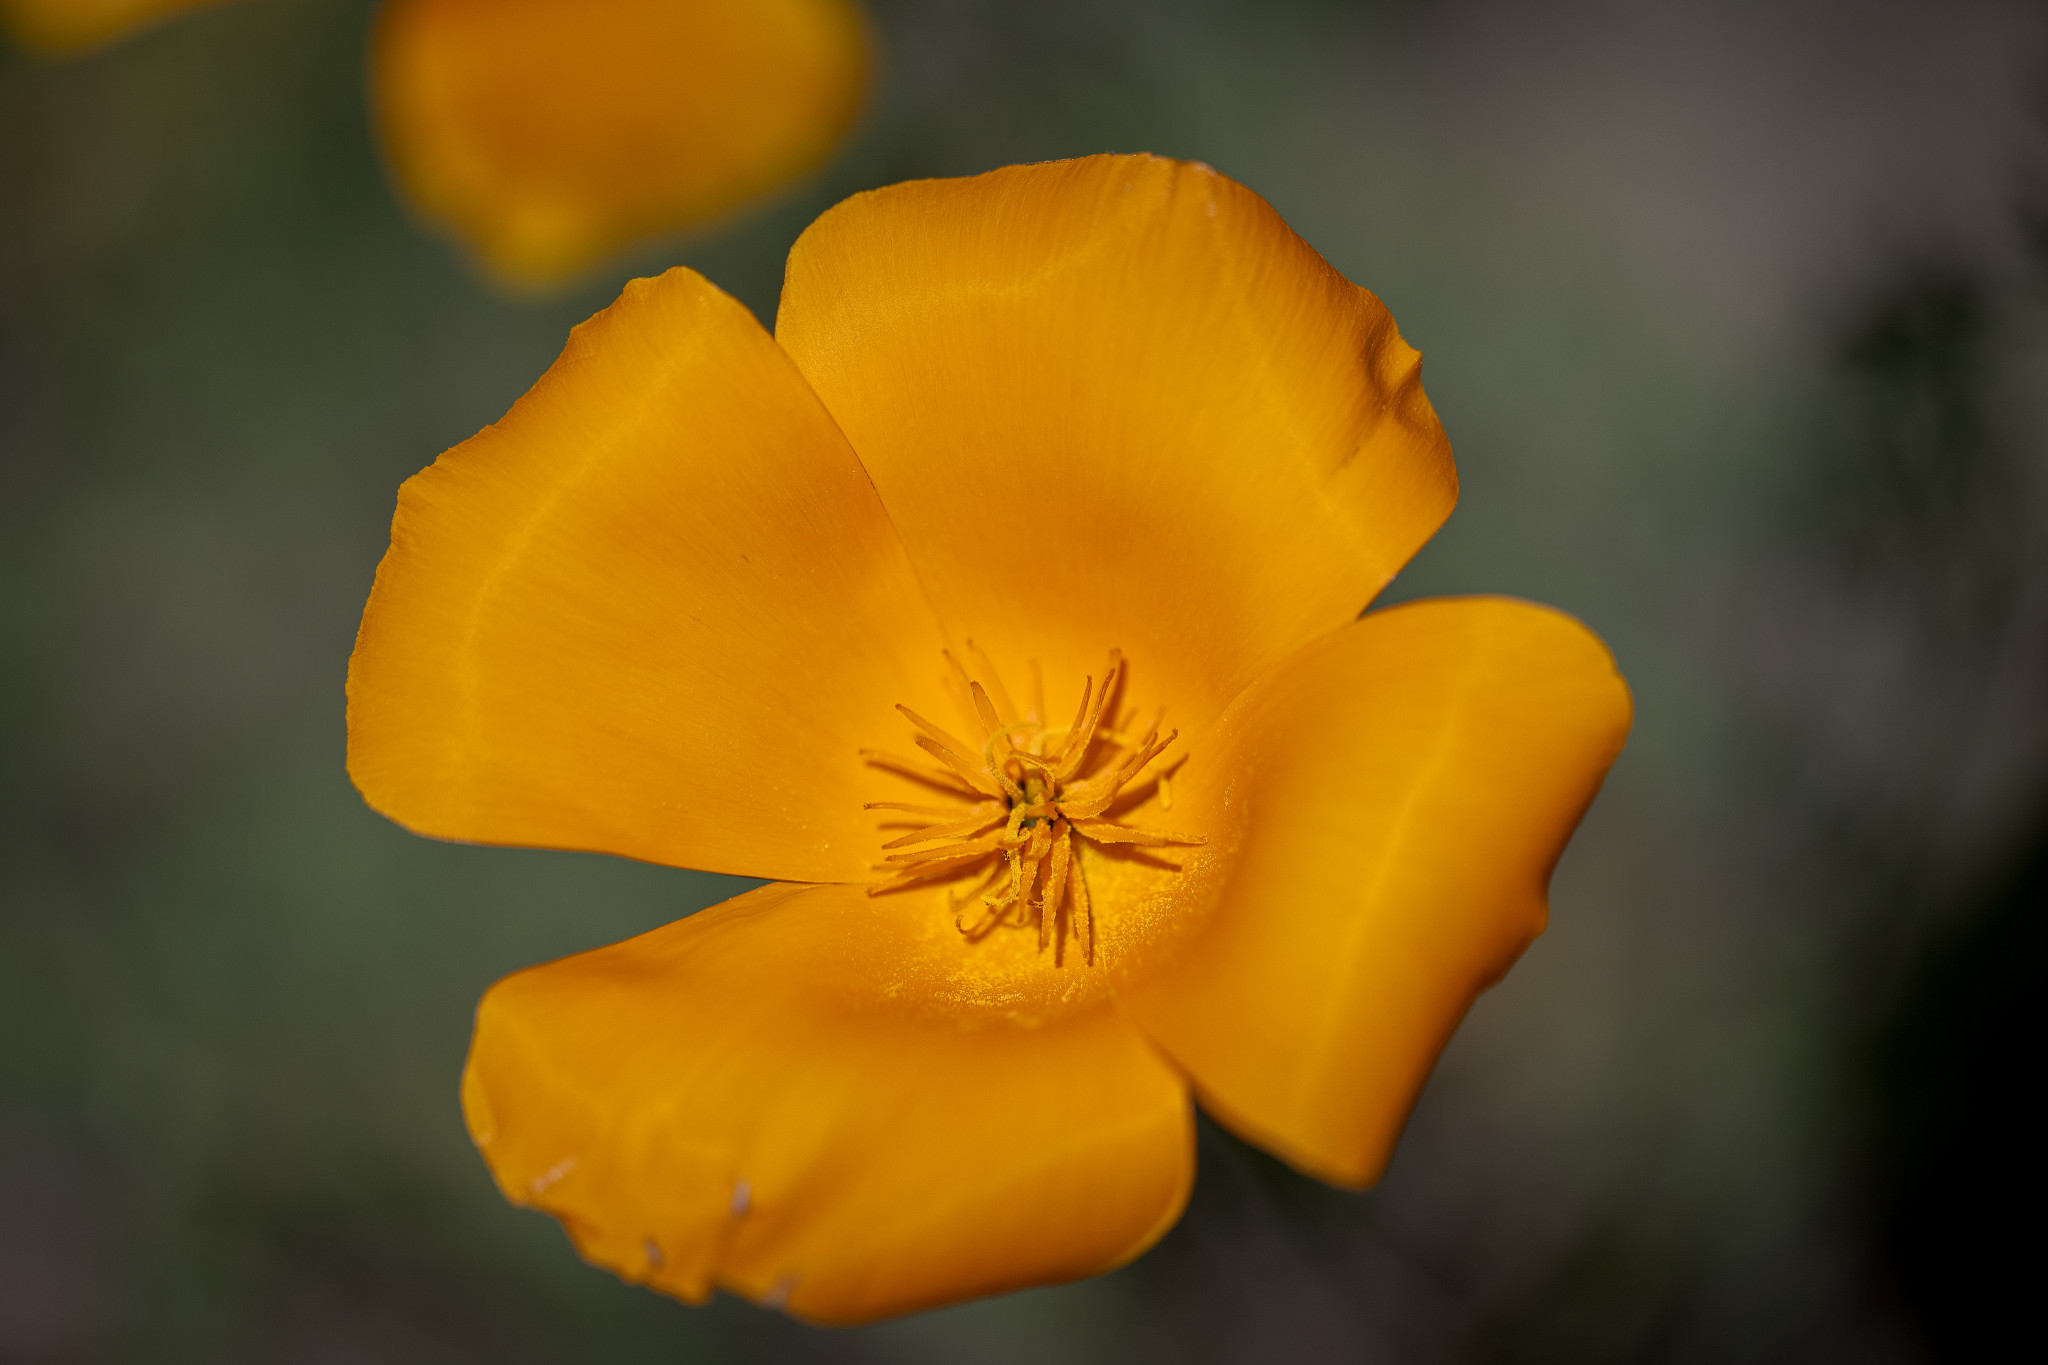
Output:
left=348, top=154, right=1633, bottom=1322
left=0, top=0, right=234, bottom=52
left=2, top=0, right=871, bottom=287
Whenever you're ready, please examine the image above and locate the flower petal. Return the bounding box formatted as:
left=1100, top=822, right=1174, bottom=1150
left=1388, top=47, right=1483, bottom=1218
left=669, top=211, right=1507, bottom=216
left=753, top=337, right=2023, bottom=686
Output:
left=2, top=0, right=233, bottom=53
left=775, top=154, right=1457, bottom=734
left=463, top=879, right=1194, bottom=1324
left=373, top=0, right=870, bottom=287
left=347, top=266, right=950, bottom=882
left=1120, top=597, right=1632, bottom=1187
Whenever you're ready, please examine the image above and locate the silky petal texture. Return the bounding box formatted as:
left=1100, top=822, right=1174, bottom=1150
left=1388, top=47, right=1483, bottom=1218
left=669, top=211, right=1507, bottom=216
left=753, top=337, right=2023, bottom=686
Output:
left=1, top=0, right=233, bottom=52
left=374, top=0, right=870, bottom=287
left=776, top=154, right=1458, bottom=737
left=1122, top=596, right=1633, bottom=1188
left=462, top=879, right=1194, bottom=1324
left=347, top=266, right=953, bottom=883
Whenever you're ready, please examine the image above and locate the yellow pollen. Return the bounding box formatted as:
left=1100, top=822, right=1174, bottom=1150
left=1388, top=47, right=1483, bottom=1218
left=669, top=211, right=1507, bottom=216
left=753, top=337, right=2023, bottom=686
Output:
left=863, top=646, right=1204, bottom=964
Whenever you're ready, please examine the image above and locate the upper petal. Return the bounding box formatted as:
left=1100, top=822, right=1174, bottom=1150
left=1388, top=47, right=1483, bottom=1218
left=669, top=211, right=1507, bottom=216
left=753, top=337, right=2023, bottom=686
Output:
left=346, top=266, right=950, bottom=883
left=1120, top=597, right=1632, bottom=1187
left=2, top=0, right=234, bottom=52
left=373, top=0, right=870, bottom=287
left=464, top=879, right=1193, bottom=1324
left=775, top=154, right=1457, bottom=735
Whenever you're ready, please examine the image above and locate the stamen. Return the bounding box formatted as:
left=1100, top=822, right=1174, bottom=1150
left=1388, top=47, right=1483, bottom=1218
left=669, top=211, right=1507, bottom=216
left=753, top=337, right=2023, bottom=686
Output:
left=1000, top=721, right=1054, bottom=776
left=968, top=682, right=1005, bottom=745
left=1053, top=676, right=1093, bottom=770
left=1055, top=652, right=1122, bottom=781
left=879, top=803, right=1006, bottom=849
left=1069, top=850, right=1095, bottom=964
left=1057, top=726, right=1180, bottom=818
left=883, top=834, right=1004, bottom=866
left=1119, top=727, right=1177, bottom=780
left=1069, top=818, right=1203, bottom=848
left=895, top=705, right=979, bottom=760
left=965, top=641, right=1020, bottom=726
left=865, top=648, right=1198, bottom=963
left=1022, top=817, right=1052, bottom=870
left=983, top=847, right=1026, bottom=917
left=1041, top=820, right=1072, bottom=954
left=913, top=736, right=1006, bottom=799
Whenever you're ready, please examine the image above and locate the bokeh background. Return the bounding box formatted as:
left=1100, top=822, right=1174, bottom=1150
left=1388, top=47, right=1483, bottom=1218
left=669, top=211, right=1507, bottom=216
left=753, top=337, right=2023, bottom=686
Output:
left=4, top=0, right=2045, bottom=1360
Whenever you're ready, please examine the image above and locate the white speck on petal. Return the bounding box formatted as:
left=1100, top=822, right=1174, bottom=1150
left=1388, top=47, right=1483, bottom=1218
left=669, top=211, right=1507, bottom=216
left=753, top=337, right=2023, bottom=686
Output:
left=760, top=1273, right=799, bottom=1310
left=529, top=1155, right=576, bottom=1194
left=643, top=1238, right=665, bottom=1269
left=731, top=1179, right=751, bottom=1216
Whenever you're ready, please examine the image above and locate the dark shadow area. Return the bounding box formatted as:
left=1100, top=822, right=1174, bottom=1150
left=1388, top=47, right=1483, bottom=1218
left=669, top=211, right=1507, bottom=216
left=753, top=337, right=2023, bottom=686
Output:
left=1875, top=810, right=2048, bottom=1362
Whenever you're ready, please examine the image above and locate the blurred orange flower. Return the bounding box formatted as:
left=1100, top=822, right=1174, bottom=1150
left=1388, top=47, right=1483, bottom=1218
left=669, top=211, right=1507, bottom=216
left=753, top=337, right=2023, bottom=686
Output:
left=3, top=0, right=871, bottom=286
left=0, top=0, right=227, bottom=50
left=346, top=154, right=1633, bottom=1322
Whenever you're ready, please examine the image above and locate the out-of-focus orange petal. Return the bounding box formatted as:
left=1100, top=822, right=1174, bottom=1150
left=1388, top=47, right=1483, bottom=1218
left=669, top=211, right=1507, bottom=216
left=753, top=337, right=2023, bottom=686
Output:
left=463, top=879, right=1194, bottom=1324
left=1, top=0, right=234, bottom=53
left=1121, top=597, right=1632, bottom=1188
left=346, top=266, right=950, bottom=883
left=373, top=0, right=871, bottom=287
left=775, top=154, right=1457, bottom=736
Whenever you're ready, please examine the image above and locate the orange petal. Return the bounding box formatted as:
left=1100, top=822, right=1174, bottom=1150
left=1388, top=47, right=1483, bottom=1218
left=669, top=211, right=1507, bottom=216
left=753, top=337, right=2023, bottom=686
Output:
left=775, top=154, right=1457, bottom=734
left=1, top=0, right=234, bottom=53
left=1121, top=597, right=1632, bottom=1188
left=373, top=0, right=871, bottom=287
left=346, top=266, right=950, bottom=882
left=463, top=880, right=1194, bottom=1323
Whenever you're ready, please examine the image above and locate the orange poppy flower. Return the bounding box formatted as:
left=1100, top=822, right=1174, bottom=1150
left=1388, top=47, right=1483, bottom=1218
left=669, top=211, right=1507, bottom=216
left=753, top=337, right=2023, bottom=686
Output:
left=347, top=154, right=1633, bottom=1323
left=3, top=0, right=871, bottom=287
left=0, top=0, right=233, bottom=52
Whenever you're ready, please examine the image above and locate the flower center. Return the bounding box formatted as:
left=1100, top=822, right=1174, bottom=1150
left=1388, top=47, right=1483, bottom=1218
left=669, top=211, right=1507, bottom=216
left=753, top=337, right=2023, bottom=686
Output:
left=862, top=645, right=1203, bottom=964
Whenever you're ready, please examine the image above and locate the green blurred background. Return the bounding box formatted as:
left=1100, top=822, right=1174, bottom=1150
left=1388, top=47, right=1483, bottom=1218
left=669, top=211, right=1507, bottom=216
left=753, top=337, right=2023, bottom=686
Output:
left=4, top=0, right=2045, bottom=1360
